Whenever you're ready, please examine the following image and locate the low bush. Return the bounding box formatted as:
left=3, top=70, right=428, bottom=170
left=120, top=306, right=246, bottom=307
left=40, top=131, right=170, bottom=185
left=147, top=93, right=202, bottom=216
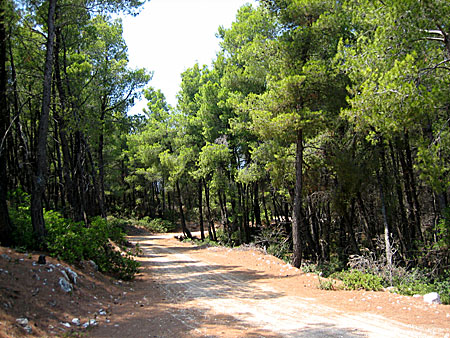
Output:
left=332, top=269, right=384, bottom=291
left=45, top=213, right=140, bottom=280
left=318, top=277, right=338, bottom=291
left=136, top=217, right=177, bottom=233
left=8, top=190, right=140, bottom=280
left=254, top=225, right=291, bottom=262
left=8, top=188, right=36, bottom=249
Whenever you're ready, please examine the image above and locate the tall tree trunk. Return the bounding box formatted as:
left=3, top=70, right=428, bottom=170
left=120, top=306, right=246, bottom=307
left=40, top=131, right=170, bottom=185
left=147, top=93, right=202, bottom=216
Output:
left=218, top=190, right=231, bottom=243
left=98, top=103, right=107, bottom=218
left=204, top=178, right=216, bottom=241
left=377, top=146, right=393, bottom=285
left=243, top=184, right=250, bottom=242
left=54, top=25, right=78, bottom=219
left=0, top=0, right=14, bottom=246
left=10, top=29, right=32, bottom=191
left=253, top=182, right=262, bottom=227
left=403, top=133, right=423, bottom=242
left=176, top=180, right=192, bottom=239
left=238, top=182, right=250, bottom=243
left=389, top=140, right=409, bottom=259
left=31, top=0, right=57, bottom=245
left=292, top=128, right=304, bottom=268
left=261, top=186, right=271, bottom=226
left=198, top=180, right=205, bottom=241
left=72, top=131, right=86, bottom=223
left=161, top=177, right=166, bottom=216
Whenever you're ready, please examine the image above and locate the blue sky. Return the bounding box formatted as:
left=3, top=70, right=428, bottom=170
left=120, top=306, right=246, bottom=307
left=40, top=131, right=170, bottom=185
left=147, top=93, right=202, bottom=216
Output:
left=121, top=0, right=257, bottom=114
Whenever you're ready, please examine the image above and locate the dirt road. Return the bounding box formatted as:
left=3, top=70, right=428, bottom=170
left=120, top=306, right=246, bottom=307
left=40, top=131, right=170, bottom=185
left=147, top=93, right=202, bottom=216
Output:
left=91, top=233, right=449, bottom=338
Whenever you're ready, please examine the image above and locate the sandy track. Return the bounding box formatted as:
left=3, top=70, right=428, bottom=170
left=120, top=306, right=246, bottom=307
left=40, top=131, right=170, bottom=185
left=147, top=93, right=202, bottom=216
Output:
left=91, top=234, right=449, bottom=338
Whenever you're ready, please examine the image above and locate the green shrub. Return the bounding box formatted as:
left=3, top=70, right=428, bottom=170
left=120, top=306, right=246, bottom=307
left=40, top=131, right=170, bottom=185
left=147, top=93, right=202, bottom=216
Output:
left=45, top=210, right=86, bottom=263
left=254, top=226, right=291, bottom=262
left=8, top=188, right=35, bottom=249
left=395, top=281, right=434, bottom=297
left=434, top=278, right=450, bottom=304
left=107, top=216, right=132, bottom=231
left=267, top=242, right=291, bottom=262
left=393, top=272, right=450, bottom=305
left=301, top=263, right=320, bottom=274
left=318, top=277, right=338, bottom=291
left=137, top=217, right=176, bottom=233
left=46, top=214, right=140, bottom=280
left=215, top=228, right=229, bottom=244
left=8, top=191, right=140, bottom=280
left=333, top=269, right=384, bottom=291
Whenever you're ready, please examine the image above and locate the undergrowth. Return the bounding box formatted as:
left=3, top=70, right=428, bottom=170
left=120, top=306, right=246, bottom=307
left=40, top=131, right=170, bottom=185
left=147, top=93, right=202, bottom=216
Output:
left=8, top=189, right=140, bottom=280
left=304, top=246, right=450, bottom=304
left=121, top=216, right=177, bottom=233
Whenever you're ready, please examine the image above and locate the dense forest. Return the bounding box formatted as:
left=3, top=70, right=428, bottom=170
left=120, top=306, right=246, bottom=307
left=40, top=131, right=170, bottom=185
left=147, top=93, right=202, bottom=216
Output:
left=1, top=0, right=450, bottom=295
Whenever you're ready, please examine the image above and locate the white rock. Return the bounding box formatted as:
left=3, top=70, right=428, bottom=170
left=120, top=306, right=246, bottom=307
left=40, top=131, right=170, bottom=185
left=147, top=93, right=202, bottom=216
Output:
left=65, top=267, right=78, bottom=284
left=58, top=277, right=73, bottom=293
left=23, top=325, right=32, bottom=333
left=423, top=292, right=441, bottom=304
left=61, top=322, right=71, bottom=328
left=82, top=319, right=98, bottom=328
left=88, top=260, right=98, bottom=271
left=16, top=318, right=29, bottom=326
left=99, top=309, right=107, bottom=316
left=61, top=270, right=70, bottom=281
left=72, top=318, right=81, bottom=326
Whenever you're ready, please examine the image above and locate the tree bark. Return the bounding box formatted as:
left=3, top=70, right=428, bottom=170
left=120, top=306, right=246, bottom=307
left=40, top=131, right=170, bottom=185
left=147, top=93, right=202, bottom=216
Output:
left=253, top=182, right=262, bottom=227
left=292, top=128, right=303, bottom=268
left=176, top=180, right=192, bottom=239
left=204, top=178, right=216, bottom=241
left=54, top=24, right=78, bottom=219
left=0, top=0, right=14, bottom=246
left=388, top=140, right=409, bottom=259
left=98, top=100, right=107, bottom=218
left=31, top=0, right=57, bottom=245
left=377, top=143, right=393, bottom=284
left=198, top=180, right=204, bottom=241
left=261, top=185, right=271, bottom=226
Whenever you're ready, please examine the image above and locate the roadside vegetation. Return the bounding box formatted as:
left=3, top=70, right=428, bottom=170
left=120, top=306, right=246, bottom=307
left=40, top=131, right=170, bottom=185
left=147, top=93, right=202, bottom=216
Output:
left=1, top=0, right=450, bottom=301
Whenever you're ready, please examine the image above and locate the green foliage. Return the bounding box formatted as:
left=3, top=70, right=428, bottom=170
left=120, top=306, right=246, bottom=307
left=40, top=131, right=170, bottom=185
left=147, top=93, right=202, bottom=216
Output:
left=45, top=211, right=86, bottom=264
left=182, top=236, right=220, bottom=247
left=434, top=278, right=450, bottom=305
left=318, top=277, right=338, bottom=291
left=45, top=213, right=139, bottom=280
left=255, top=226, right=291, bottom=262
left=136, top=217, right=177, bottom=233
left=434, top=208, right=450, bottom=250
left=301, top=256, right=345, bottom=279
left=333, top=269, right=384, bottom=291
left=8, top=191, right=139, bottom=280
left=8, top=188, right=35, bottom=249
left=393, top=269, right=450, bottom=305
left=214, top=228, right=242, bottom=247
left=395, top=281, right=434, bottom=297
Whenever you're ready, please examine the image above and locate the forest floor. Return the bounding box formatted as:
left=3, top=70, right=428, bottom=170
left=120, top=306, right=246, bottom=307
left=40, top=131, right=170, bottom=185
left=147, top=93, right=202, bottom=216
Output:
left=1, top=227, right=450, bottom=337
